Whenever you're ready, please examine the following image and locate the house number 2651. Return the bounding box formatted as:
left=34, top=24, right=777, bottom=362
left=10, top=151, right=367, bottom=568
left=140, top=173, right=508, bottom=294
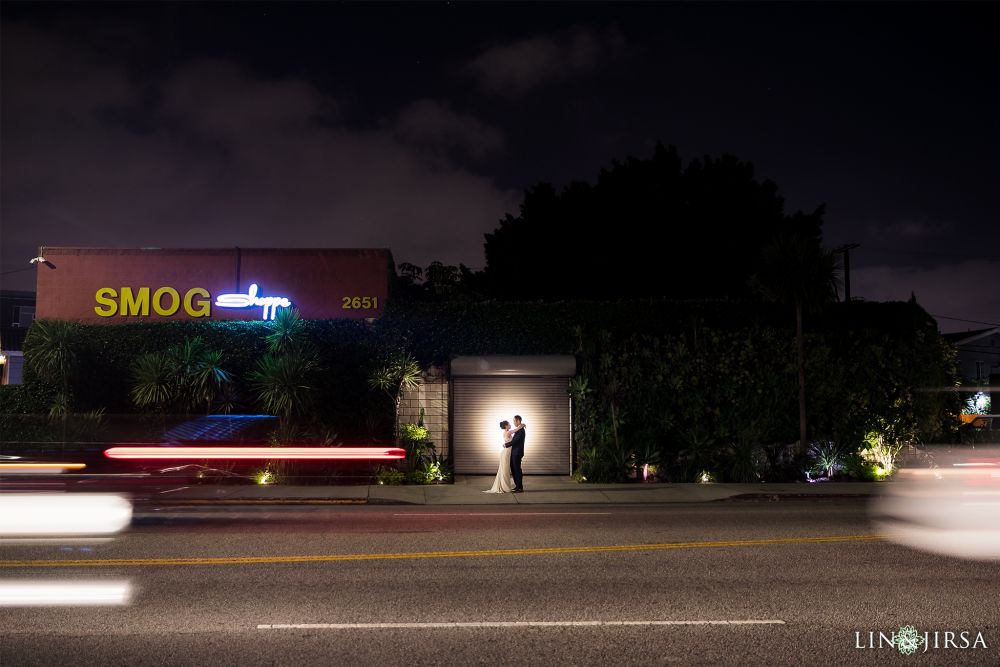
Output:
left=342, top=296, right=378, bottom=309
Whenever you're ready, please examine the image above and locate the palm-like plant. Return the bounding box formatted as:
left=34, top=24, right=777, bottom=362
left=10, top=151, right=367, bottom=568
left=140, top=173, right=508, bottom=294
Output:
left=368, top=352, right=422, bottom=444
left=188, top=348, right=233, bottom=413
left=130, top=351, right=174, bottom=411
left=751, top=226, right=840, bottom=454
left=24, top=320, right=79, bottom=416
left=265, top=308, right=308, bottom=355
left=250, top=352, right=316, bottom=419
left=129, top=338, right=234, bottom=414
left=250, top=308, right=317, bottom=424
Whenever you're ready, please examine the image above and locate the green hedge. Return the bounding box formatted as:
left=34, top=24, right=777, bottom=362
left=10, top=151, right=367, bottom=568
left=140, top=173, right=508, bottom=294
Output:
left=9, top=299, right=958, bottom=472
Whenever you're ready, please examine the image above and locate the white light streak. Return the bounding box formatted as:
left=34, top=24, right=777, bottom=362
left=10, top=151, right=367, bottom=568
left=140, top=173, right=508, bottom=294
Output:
left=0, top=580, right=132, bottom=606
left=0, top=494, right=132, bottom=536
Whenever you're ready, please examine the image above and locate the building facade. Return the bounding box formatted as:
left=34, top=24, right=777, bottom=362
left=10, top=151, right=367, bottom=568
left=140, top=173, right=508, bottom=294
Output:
left=27, top=247, right=577, bottom=473
left=34, top=247, right=394, bottom=323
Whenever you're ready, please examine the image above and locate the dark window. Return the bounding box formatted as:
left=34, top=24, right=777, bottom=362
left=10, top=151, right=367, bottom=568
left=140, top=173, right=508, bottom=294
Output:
left=14, top=306, right=35, bottom=328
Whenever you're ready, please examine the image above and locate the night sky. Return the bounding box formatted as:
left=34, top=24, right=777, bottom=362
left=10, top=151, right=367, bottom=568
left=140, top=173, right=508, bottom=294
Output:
left=1, top=2, right=997, bottom=333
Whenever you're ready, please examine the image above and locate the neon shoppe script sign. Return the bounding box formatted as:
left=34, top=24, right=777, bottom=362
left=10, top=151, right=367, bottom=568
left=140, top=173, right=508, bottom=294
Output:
left=93, top=283, right=292, bottom=320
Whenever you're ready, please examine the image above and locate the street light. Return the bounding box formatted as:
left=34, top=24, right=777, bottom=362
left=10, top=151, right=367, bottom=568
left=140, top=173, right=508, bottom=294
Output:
left=29, top=255, right=54, bottom=268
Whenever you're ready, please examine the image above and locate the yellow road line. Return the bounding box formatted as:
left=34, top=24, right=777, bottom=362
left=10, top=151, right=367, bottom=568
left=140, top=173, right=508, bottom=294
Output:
left=0, top=534, right=882, bottom=569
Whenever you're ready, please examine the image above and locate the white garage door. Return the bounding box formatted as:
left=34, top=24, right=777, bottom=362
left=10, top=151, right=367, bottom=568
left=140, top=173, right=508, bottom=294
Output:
left=452, top=376, right=571, bottom=474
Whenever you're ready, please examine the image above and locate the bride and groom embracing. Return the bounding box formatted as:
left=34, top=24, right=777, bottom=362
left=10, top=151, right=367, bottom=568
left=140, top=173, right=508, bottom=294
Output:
left=484, top=415, right=525, bottom=494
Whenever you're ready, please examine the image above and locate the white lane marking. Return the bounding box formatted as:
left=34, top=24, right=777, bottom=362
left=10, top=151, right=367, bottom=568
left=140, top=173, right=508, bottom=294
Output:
left=393, top=512, right=611, bottom=516
left=258, top=620, right=786, bottom=630
left=157, top=487, right=191, bottom=494
left=0, top=580, right=132, bottom=606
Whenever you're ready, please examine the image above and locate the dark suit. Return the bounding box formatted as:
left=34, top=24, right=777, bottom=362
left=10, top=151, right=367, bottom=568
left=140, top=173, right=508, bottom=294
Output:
left=509, top=425, right=525, bottom=490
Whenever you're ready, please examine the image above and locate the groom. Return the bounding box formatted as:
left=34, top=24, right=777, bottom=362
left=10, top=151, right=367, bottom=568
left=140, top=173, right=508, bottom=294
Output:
left=509, top=415, right=526, bottom=492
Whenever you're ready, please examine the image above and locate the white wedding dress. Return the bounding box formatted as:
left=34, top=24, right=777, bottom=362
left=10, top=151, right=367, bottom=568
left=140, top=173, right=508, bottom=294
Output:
left=484, top=431, right=515, bottom=493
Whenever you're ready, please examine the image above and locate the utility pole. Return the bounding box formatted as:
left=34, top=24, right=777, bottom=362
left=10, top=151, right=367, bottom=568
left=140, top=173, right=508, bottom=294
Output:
left=834, top=243, right=860, bottom=301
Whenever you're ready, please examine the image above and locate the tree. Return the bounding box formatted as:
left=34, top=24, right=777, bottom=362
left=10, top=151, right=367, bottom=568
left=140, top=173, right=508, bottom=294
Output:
left=751, top=215, right=840, bottom=453
left=480, top=143, right=808, bottom=301
left=265, top=307, right=308, bottom=356
left=249, top=353, right=317, bottom=420
left=249, top=308, right=317, bottom=421
left=24, top=320, right=79, bottom=416
left=368, top=352, right=422, bottom=444
left=394, top=261, right=483, bottom=302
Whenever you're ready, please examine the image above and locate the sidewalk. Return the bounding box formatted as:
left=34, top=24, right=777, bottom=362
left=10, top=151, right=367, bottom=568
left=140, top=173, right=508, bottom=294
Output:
left=151, top=476, right=886, bottom=505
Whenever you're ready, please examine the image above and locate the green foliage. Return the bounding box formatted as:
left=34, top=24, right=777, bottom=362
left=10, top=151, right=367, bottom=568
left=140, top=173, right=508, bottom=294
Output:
left=728, top=435, right=768, bottom=483
left=129, top=351, right=173, bottom=411
left=576, top=444, right=633, bottom=483
left=10, top=296, right=957, bottom=486
left=418, top=459, right=449, bottom=483
left=0, top=408, right=108, bottom=449
left=250, top=351, right=317, bottom=419
left=129, top=337, right=233, bottom=413
left=399, top=423, right=429, bottom=443
left=860, top=428, right=904, bottom=477
left=369, top=352, right=423, bottom=443
left=806, top=440, right=848, bottom=479
left=265, top=308, right=309, bottom=355
left=376, top=467, right=406, bottom=485
left=843, top=450, right=881, bottom=481
left=0, top=384, right=53, bottom=415
left=397, top=421, right=442, bottom=475
left=963, top=391, right=991, bottom=415
left=368, top=353, right=421, bottom=397
left=18, top=317, right=385, bottom=440
left=23, top=319, right=79, bottom=414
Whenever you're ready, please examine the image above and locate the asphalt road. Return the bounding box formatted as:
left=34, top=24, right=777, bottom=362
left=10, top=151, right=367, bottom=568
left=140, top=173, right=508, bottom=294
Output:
left=2, top=501, right=997, bottom=666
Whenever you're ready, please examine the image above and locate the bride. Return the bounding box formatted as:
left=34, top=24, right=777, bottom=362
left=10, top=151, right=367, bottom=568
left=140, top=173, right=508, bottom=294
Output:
left=483, top=420, right=519, bottom=493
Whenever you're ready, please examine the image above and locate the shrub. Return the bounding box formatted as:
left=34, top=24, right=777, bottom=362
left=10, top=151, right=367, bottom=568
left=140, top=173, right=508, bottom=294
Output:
left=806, top=439, right=848, bottom=480
left=375, top=467, right=405, bottom=485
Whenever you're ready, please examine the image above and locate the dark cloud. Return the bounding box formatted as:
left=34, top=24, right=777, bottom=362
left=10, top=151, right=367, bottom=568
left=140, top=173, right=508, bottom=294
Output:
left=1, top=23, right=517, bottom=287
left=465, top=25, right=625, bottom=96
left=392, top=99, right=504, bottom=160
left=2, top=4, right=997, bottom=333
left=865, top=219, right=955, bottom=241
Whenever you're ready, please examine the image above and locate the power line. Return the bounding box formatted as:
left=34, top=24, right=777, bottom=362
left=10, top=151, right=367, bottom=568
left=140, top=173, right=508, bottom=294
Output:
left=866, top=247, right=1000, bottom=261
left=0, top=266, right=35, bottom=277
left=932, top=314, right=1000, bottom=327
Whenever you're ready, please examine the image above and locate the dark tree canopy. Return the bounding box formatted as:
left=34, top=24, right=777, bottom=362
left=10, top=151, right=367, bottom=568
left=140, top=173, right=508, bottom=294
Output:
left=480, top=143, right=825, bottom=300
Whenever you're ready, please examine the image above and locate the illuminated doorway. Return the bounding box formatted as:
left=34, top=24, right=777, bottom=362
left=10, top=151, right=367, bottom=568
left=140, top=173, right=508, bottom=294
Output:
left=450, top=356, right=575, bottom=474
